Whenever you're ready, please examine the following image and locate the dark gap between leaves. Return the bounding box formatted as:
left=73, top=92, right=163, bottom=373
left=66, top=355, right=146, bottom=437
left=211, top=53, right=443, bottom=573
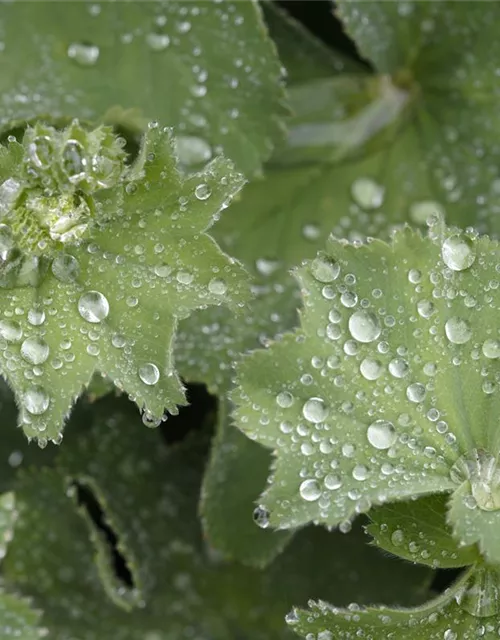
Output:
left=72, top=480, right=134, bottom=588
left=431, top=567, right=463, bottom=594
left=159, top=382, right=218, bottom=445
left=276, top=0, right=371, bottom=69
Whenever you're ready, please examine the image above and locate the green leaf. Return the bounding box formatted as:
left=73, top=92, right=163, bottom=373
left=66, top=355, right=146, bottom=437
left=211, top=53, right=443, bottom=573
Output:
left=0, top=489, right=44, bottom=639
left=262, top=3, right=363, bottom=85
left=233, top=221, right=500, bottom=564
left=200, top=397, right=293, bottom=567
left=332, top=0, right=500, bottom=234
left=0, top=122, right=249, bottom=442
left=0, top=0, right=287, bottom=176
left=367, top=494, right=480, bottom=569
left=3, top=398, right=432, bottom=638
left=289, top=565, right=500, bottom=640
left=175, top=7, right=365, bottom=566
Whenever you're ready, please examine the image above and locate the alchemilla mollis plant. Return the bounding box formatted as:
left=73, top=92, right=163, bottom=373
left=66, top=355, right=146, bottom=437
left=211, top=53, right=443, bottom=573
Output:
left=1, top=1, right=500, bottom=639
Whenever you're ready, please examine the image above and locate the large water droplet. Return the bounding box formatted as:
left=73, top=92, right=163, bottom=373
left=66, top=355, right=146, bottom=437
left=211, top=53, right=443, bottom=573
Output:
left=276, top=391, right=293, bottom=408
left=253, top=505, right=270, bottom=529
left=442, top=235, right=475, bottom=271
left=138, top=363, right=160, bottom=386
left=351, top=177, right=384, bottom=210
left=483, top=339, right=500, bottom=359
left=299, top=479, right=321, bottom=502
left=146, top=32, right=170, bottom=51
left=0, top=319, right=22, bottom=342
left=62, top=139, right=86, bottom=183
left=208, top=278, right=227, bottom=295
left=78, top=291, right=109, bottom=323
left=367, top=420, right=396, bottom=450
left=388, top=358, right=409, bottom=378
left=302, top=397, right=328, bottom=423
left=176, top=135, right=212, bottom=166
left=310, top=256, right=340, bottom=283
left=28, top=308, right=45, bottom=326
left=67, top=42, right=100, bottom=66
left=52, top=254, right=80, bottom=283
left=24, top=386, right=49, bottom=415
left=0, top=223, right=15, bottom=261
left=359, top=357, right=383, bottom=380
left=406, top=383, right=426, bottom=403
left=21, top=337, right=49, bottom=365
left=409, top=200, right=444, bottom=225
left=348, top=310, right=381, bottom=343
left=445, top=317, right=471, bottom=344
left=195, top=183, right=211, bottom=200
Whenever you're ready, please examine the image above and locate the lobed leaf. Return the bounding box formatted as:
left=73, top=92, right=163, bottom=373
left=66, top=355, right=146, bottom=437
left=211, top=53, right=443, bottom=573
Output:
left=3, top=396, right=432, bottom=638
left=0, top=122, right=249, bottom=443
left=234, top=222, right=500, bottom=564
left=289, top=565, right=500, bottom=640
left=0, top=0, right=287, bottom=176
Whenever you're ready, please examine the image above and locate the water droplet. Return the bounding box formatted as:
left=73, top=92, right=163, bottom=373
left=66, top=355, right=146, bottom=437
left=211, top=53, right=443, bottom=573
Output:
left=176, top=271, right=194, bottom=285
left=51, top=254, right=80, bottom=283
left=442, top=235, right=475, bottom=271
left=391, top=529, right=405, bottom=546
left=324, top=474, right=342, bottom=490
left=352, top=464, right=368, bottom=481
left=388, top=358, right=409, bottom=378
left=406, top=383, right=426, bottom=403
left=299, top=478, right=321, bottom=502
left=67, top=42, right=100, bottom=66
left=310, top=256, right=340, bottom=283
left=483, top=339, right=500, bottom=359
left=0, top=319, right=22, bottom=342
left=409, top=200, right=444, bottom=225
left=443, top=630, right=457, bottom=640
left=359, top=357, right=383, bottom=380
left=62, top=139, right=86, bottom=182
left=417, top=299, right=435, bottom=319
left=138, top=363, right=160, bottom=386
left=367, top=420, right=396, bottom=450
left=195, top=183, right=211, bottom=200
left=302, top=397, right=328, bottom=423
left=21, top=337, right=49, bottom=365
left=146, top=32, right=170, bottom=51
left=24, top=386, right=49, bottom=415
left=0, top=181, right=21, bottom=217
left=253, top=505, right=270, bottom=529
left=351, top=177, right=384, bottom=210
left=78, top=291, right=109, bottom=323
left=348, top=310, right=381, bottom=343
left=27, top=309, right=45, bottom=326
left=276, top=391, right=293, bottom=408
left=445, top=317, right=472, bottom=344
left=208, top=278, right=227, bottom=295
left=176, top=136, right=212, bottom=166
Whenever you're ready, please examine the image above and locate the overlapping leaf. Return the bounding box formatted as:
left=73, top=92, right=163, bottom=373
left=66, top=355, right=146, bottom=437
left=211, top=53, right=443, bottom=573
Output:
left=174, top=6, right=363, bottom=566
left=0, top=0, right=287, bottom=176
left=234, top=222, right=500, bottom=565
left=2, top=396, right=432, bottom=639
left=0, top=122, right=248, bottom=442
left=0, top=491, right=44, bottom=639
left=331, top=0, right=500, bottom=236
left=367, top=494, right=480, bottom=569
left=290, top=564, right=500, bottom=640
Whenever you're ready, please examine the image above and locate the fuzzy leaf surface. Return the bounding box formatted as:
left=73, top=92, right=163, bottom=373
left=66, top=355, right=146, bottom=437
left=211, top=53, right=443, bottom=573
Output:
left=0, top=0, right=286, bottom=176
left=290, top=565, right=500, bottom=640
left=3, top=398, right=432, bottom=638
left=331, top=0, right=500, bottom=235
left=367, top=494, right=480, bottom=569
left=234, top=224, right=500, bottom=564
left=0, top=123, right=248, bottom=442
left=0, top=490, right=43, bottom=639
left=174, top=6, right=364, bottom=566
